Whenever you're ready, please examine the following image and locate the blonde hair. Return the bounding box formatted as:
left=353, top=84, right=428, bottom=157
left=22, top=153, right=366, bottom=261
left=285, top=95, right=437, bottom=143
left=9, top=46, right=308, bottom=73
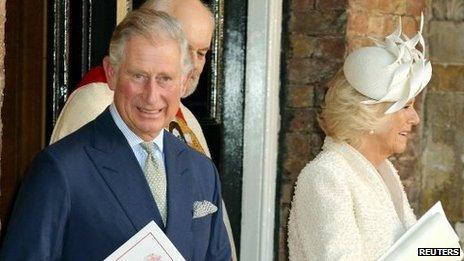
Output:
left=318, top=70, right=392, bottom=147
left=108, top=9, right=192, bottom=76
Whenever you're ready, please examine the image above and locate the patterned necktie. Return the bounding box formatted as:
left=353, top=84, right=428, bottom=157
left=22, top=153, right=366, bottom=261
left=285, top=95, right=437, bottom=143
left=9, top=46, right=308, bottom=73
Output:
left=140, top=142, right=167, bottom=224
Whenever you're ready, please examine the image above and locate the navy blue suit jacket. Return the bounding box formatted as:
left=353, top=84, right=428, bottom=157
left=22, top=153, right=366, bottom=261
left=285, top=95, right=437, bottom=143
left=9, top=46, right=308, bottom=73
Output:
left=1, top=108, right=231, bottom=260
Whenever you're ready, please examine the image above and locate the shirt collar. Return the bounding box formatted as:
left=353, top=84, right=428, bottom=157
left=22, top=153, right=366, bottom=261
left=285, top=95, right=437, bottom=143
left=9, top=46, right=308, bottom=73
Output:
left=109, top=103, right=164, bottom=152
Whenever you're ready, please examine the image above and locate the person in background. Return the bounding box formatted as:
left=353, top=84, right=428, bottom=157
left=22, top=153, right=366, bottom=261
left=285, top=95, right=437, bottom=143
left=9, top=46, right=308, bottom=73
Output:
left=288, top=17, right=432, bottom=260
left=1, top=9, right=231, bottom=260
left=49, top=0, right=237, bottom=259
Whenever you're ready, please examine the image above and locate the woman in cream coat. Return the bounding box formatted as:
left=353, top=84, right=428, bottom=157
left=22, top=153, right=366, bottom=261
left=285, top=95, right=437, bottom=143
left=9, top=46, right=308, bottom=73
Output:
left=288, top=18, right=432, bottom=260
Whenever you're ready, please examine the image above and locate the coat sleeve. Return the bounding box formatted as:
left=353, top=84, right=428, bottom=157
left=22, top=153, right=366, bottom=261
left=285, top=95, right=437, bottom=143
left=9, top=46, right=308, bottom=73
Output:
left=288, top=164, right=364, bottom=260
left=1, top=150, right=70, bottom=261
left=204, top=162, right=231, bottom=261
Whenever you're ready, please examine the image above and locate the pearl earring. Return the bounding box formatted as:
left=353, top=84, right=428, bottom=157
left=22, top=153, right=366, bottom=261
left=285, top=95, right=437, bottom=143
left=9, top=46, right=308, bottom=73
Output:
left=369, top=130, right=375, bottom=135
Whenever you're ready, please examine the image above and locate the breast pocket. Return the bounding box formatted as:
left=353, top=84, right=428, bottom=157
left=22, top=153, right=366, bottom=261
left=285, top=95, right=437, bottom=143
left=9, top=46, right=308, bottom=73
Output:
left=191, top=215, right=212, bottom=231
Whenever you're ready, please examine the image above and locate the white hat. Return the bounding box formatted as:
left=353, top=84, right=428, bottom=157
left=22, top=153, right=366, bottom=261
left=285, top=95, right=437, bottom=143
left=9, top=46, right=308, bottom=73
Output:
left=343, top=14, right=432, bottom=114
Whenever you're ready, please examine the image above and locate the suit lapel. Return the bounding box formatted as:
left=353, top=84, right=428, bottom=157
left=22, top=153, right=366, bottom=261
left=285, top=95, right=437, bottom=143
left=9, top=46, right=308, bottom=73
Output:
left=84, top=109, right=165, bottom=232
left=163, top=132, right=193, bottom=256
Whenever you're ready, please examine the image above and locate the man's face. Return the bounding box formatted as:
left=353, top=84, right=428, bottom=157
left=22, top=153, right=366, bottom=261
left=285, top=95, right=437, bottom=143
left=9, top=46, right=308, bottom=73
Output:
left=105, top=35, right=185, bottom=141
left=174, top=3, right=214, bottom=97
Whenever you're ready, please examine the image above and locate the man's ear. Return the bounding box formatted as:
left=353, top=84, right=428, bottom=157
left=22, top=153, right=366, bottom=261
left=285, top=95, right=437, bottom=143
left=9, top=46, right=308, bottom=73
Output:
left=103, top=56, right=117, bottom=91
left=180, top=69, right=194, bottom=98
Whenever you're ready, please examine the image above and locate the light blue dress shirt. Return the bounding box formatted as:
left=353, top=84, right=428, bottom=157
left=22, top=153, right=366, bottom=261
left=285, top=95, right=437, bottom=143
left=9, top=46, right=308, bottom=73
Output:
left=109, top=104, right=165, bottom=171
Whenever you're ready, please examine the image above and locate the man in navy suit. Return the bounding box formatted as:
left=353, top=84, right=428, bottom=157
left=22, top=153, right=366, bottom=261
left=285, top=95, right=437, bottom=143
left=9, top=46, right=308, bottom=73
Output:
left=1, top=8, right=231, bottom=261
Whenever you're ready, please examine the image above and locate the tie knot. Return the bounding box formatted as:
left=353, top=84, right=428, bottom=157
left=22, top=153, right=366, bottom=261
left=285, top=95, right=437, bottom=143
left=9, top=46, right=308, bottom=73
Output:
left=140, top=142, right=155, bottom=155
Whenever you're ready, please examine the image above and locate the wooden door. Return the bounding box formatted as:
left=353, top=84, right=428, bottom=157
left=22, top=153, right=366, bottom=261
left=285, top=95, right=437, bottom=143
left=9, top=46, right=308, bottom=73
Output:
left=1, top=0, right=47, bottom=238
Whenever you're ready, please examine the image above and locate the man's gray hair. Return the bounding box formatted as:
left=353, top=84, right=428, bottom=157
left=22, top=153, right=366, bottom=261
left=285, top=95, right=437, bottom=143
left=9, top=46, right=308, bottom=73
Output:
left=108, top=8, right=192, bottom=76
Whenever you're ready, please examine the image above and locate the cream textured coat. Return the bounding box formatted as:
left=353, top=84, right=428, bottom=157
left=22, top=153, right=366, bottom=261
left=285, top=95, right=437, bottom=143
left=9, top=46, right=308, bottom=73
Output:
left=288, top=137, right=417, bottom=260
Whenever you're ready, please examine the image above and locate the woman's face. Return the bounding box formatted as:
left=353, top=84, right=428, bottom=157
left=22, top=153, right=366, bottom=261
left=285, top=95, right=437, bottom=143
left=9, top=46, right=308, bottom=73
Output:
left=373, top=99, right=420, bottom=156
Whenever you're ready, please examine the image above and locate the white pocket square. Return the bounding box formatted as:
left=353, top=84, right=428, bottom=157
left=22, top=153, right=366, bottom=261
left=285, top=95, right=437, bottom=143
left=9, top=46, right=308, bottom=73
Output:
left=193, top=200, right=217, bottom=219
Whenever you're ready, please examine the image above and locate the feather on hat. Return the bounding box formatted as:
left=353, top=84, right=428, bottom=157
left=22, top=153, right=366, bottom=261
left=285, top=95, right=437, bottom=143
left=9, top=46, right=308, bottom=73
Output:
left=343, top=13, right=432, bottom=114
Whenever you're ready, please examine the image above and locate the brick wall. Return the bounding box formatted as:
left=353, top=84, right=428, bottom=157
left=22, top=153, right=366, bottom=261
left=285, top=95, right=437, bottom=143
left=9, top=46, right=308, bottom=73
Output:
left=421, top=0, right=464, bottom=242
left=278, top=0, right=347, bottom=259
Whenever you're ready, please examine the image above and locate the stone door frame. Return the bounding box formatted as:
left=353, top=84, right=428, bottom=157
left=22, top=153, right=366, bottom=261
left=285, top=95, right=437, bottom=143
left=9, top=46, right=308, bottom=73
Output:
left=241, top=0, right=282, bottom=259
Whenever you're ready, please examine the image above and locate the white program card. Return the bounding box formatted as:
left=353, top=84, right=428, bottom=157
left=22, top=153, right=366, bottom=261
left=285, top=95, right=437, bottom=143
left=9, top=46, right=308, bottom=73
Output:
left=379, top=201, right=463, bottom=261
left=104, top=221, right=186, bottom=261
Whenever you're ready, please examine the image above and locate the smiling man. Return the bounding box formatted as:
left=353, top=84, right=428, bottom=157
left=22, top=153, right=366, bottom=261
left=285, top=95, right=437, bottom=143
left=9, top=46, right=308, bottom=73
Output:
left=104, top=34, right=187, bottom=142
left=50, top=0, right=216, bottom=156
left=1, top=9, right=231, bottom=261
left=48, top=0, right=236, bottom=258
